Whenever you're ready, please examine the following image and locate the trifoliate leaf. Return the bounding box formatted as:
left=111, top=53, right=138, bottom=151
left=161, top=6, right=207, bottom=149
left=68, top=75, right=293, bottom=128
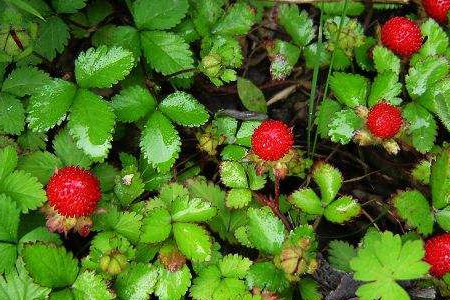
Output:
left=298, top=278, right=321, bottom=300
left=372, top=46, right=400, bottom=75
left=403, top=102, right=437, bottom=154
left=173, top=222, right=212, bottom=262
left=75, top=46, right=135, bottom=88
left=0, top=93, right=25, bottom=135
left=159, top=92, right=209, bottom=127
left=406, top=56, right=449, bottom=99
left=53, top=128, right=92, bottom=168
left=72, top=271, right=114, bottom=300
left=0, top=170, right=46, bottom=213
left=350, top=231, right=430, bottom=300
left=324, top=196, right=361, bottom=223
left=34, top=16, right=69, bottom=60
left=246, top=261, right=289, bottom=293
left=237, top=77, right=267, bottom=113
left=226, top=188, right=252, bottom=209
left=0, top=195, right=19, bottom=243
left=316, top=99, right=342, bottom=138
left=141, top=208, right=172, bottom=243
left=312, top=162, right=342, bottom=205
left=213, top=2, right=255, bottom=36
left=171, top=197, right=217, bottom=223
left=417, top=19, right=448, bottom=58
left=132, top=0, right=189, bottom=30
left=278, top=4, right=315, bottom=47
left=220, top=161, right=248, bottom=189
left=289, top=188, right=323, bottom=215
left=1, top=66, right=51, bottom=97
left=328, top=240, right=357, bottom=272
left=247, top=207, right=285, bottom=255
left=328, top=109, right=362, bottom=144
left=141, top=31, right=194, bottom=78
left=430, top=148, right=450, bottom=209
left=329, top=72, right=369, bottom=107
left=17, top=151, right=62, bottom=185
left=115, top=263, right=158, bottom=300
left=219, top=254, right=252, bottom=278
left=155, top=264, right=191, bottom=300
left=27, top=79, right=77, bottom=132
left=23, top=244, right=79, bottom=288
left=140, top=111, right=181, bottom=172
left=235, top=120, right=261, bottom=147
left=111, top=85, right=156, bottom=123
left=92, top=25, right=141, bottom=60
left=68, top=89, right=115, bottom=160
left=190, top=0, right=224, bottom=37
left=0, top=145, right=17, bottom=181
left=52, top=0, right=86, bottom=13
left=367, top=72, right=402, bottom=107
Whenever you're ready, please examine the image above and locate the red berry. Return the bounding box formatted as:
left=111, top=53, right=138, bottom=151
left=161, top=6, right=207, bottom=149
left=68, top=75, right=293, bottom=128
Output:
left=422, top=0, right=450, bottom=24
left=46, top=166, right=101, bottom=217
left=425, top=233, right=450, bottom=278
left=251, top=120, right=294, bottom=161
left=380, top=17, right=423, bottom=57
left=366, top=102, right=403, bottom=139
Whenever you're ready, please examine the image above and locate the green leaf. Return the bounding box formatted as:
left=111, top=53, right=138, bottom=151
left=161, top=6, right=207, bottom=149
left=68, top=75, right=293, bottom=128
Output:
left=190, top=265, right=221, bottom=300
left=92, top=25, right=141, bottom=60
left=328, top=240, right=357, bottom=272
left=141, top=31, right=194, bottom=77
left=324, top=196, right=361, bottom=223
left=403, top=102, right=437, bottom=153
left=18, top=227, right=62, bottom=254
left=111, top=85, right=156, bottom=123
left=367, top=72, right=402, bottom=107
left=313, top=162, right=343, bottom=205
left=17, top=151, right=62, bottom=185
left=140, top=111, right=181, bottom=172
left=68, top=89, right=116, bottom=160
left=235, top=120, right=261, bottom=147
left=417, top=19, right=448, bottom=58
left=328, top=109, right=362, bottom=144
left=431, top=148, right=450, bottom=209
left=132, top=0, right=189, bottom=30
left=247, top=207, right=285, bottom=255
left=27, top=79, right=77, bottom=132
left=329, top=72, right=369, bottom=107
left=354, top=37, right=376, bottom=71
left=2, top=66, right=51, bottom=97
left=247, top=165, right=266, bottom=191
left=435, top=92, right=450, bottom=133
left=115, top=263, right=158, bottom=300
left=298, top=278, right=322, bottom=300
left=372, top=46, right=400, bottom=75
left=0, top=93, right=25, bottom=135
left=0, top=243, right=17, bottom=274
left=53, top=129, right=92, bottom=168
left=155, top=264, right=191, bottom=300
left=267, top=40, right=301, bottom=80
left=392, top=190, right=434, bottom=236
left=5, top=0, right=45, bottom=19
left=289, top=188, right=323, bottom=215
left=226, top=188, right=252, bottom=209
left=34, top=16, right=70, bottom=60
left=159, top=92, right=209, bottom=126
left=92, top=163, right=119, bottom=193
left=435, top=207, right=450, bottom=231
left=52, top=0, right=87, bottom=13
left=17, top=131, right=47, bottom=152
left=0, top=145, right=17, bottom=181
left=75, top=46, right=135, bottom=88
left=278, top=4, right=315, bottom=47
left=0, top=195, right=19, bottom=243
left=406, top=56, right=449, bottom=99
left=114, top=166, right=144, bottom=206
left=171, top=197, right=217, bottom=223
left=246, top=261, right=289, bottom=293
left=190, top=0, right=224, bottom=37
left=316, top=99, right=342, bottom=138
left=219, top=254, right=252, bottom=278
left=221, top=145, right=248, bottom=161
left=0, top=170, right=46, bottom=213
left=72, top=271, right=114, bottom=300
left=23, top=244, right=79, bottom=288
left=173, top=222, right=212, bottom=262
left=141, top=208, right=172, bottom=243
left=237, top=77, right=267, bottom=113
left=220, top=161, right=248, bottom=189
left=213, top=2, right=255, bottom=36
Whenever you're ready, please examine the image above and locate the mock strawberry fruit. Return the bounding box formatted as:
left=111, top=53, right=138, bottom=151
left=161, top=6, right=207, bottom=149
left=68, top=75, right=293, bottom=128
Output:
left=425, top=233, right=450, bottom=278
left=366, top=102, right=403, bottom=139
left=251, top=120, right=294, bottom=161
left=422, top=0, right=450, bottom=23
left=380, top=17, right=422, bottom=57
left=46, top=166, right=101, bottom=217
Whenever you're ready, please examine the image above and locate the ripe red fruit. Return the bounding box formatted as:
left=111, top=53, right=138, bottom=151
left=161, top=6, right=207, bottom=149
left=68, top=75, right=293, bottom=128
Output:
left=425, top=233, right=450, bottom=278
left=380, top=17, right=423, bottom=57
left=422, top=0, right=450, bottom=24
left=251, top=120, right=294, bottom=161
left=46, top=166, right=101, bottom=217
left=366, top=102, right=403, bottom=139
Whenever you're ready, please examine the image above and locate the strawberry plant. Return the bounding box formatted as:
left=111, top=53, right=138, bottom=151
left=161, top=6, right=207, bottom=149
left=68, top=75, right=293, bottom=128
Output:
left=3, top=0, right=450, bottom=299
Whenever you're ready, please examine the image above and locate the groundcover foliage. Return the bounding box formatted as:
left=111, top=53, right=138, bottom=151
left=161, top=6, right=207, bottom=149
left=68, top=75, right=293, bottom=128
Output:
left=1, top=0, right=450, bottom=299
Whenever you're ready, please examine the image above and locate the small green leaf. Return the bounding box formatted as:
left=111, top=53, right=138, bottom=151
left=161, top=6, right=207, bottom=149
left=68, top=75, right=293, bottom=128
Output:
left=159, top=92, right=209, bottom=126
left=324, top=196, right=361, bottom=223
left=278, top=4, right=315, bottom=47
left=237, top=77, right=267, bottom=113
left=328, top=109, right=362, bottom=144
left=53, top=129, right=92, bottom=168
left=132, top=0, right=189, bottom=30
left=315, top=99, right=342, bottom=138
left=23, top=244, right=79, bottom=288
left=190, top=0, right=224, bottom=37
left=52, top=0, right=87, bottom=13
left=220, top=161, right=248, bottom=188
left=219, top=254, right=252, bottom=278
left=115, top=263, right=158, bottom=300
left=435, top=207, right=450, bottom=231
left=75, top=46, right=135, bottom=88
left=221, top=144, right=248, bottom=161
left=226, top=188, right=252, bottom=209
left=111, top=85, right=156, bottom=123
left=435, top=93, right=450, bottom=133
left=289, top=188, right=323, bottom=215
left=313, top=162, right=343, bottom=205
left=155, top=264, right=191, bottom=300
left=0, top=195, right=20, bottom=242
left=431, top=148, right=450, bottom=209
left=406, top=56, right=449, bottom=99
left=17, top=151, right=62, bottom=185
left=0, top=93, right=25, bottom=135
left=92, top=25, right=141, bottom=60
left=328, top=240, right=357, bottom=272
left=417, top=19, right=448, bottom=58
left=212, top=2, right=255, bottom=36
left=372, top=46, right=400, bottom=75
left=92, top=163, right=119, bottom=193
left=330, top=72, right=369, bottom=107
left=235, top=120, right=261, bottom=147
left=298, top=278, right=322, bottom=300
left=367, top=72, right=402, bottom=107
left=403, top=102, right=437, bottom=153
left=0, top=145, right=17, bottom=181
left=0, top=243, right=17, bottom=274
left=72, top=271, right=114, bottom=300
left=141, top=208, right=172, bottom=243
left=2, top=66, right=51, bottom=97
left=247, top=207, right=285, bottom=255
left=246, top=261, right=289, bottom=293
left=173, top=222, right=212, bottom=262
left=171, top=197, right=217, bottom=223
left=114, top=166, right=144, bottom=206
left=34, top=16, right=70, bottom=60
left=267, top=40, right=301, bottom=80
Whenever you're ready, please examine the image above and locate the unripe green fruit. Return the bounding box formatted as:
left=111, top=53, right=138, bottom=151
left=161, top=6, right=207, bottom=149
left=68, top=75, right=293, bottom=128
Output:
left=107, top=258, right=122, bottom=275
